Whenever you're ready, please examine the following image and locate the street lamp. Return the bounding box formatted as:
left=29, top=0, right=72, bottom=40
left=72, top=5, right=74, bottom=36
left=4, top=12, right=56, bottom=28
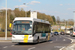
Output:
left=67, top=20, right=68, bottom=29
left=5, top=0, right=7, bottom=40
left=0, top=11, right=3, bottom=31
left=23, top=3, right=29, bottom=17
left=73, top=11, right=75, bottom=26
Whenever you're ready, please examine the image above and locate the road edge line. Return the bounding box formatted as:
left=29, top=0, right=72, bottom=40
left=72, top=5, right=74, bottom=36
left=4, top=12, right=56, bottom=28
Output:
left=59, top=47, right=65, bottom=50
left=28, top=47, right=36, bottom=50
left=59, top=35, right=73, bottom=50
left=61, top=36, right=73, bottom=43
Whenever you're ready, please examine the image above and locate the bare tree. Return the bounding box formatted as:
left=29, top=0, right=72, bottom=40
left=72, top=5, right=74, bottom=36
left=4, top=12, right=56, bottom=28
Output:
left=57, top=16, right=60, bottom=24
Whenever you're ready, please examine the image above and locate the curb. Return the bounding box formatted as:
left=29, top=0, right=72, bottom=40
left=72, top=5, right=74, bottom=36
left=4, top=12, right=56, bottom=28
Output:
left=0, top=40, right=12, bottom=42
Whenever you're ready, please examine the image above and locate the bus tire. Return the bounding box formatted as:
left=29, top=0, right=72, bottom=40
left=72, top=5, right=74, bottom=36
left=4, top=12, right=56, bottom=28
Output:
left=18, top=43, right=22, bottom=45
left=37, top=37, right=39, bottom=43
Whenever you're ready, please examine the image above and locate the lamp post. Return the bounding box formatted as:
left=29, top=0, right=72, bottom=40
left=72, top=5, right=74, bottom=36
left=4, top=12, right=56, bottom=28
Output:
left=5, top=0, right=7, bottom=40
left=67, top=21, right=68, bottom=29
left=23, top=3, right=29, bottom=17
left=73, top=11, right=75, bottom=26
left=0, top=11, right=3, bottom=31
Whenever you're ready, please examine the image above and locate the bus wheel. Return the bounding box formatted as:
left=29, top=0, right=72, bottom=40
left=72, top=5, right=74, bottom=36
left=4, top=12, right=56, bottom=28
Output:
left=37, top=37, right=39, bottom=43
left=18, top=43, right=22, bottom=45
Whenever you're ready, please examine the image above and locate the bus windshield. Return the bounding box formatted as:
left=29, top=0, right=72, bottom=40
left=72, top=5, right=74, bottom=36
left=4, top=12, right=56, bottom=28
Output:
left=12, top=21, right=32, bottom=35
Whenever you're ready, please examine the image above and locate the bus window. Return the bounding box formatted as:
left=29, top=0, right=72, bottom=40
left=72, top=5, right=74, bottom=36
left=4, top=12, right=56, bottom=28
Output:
left=12, top=21, right=32, bottom=35
left=33, top=22, right=50, bottom=33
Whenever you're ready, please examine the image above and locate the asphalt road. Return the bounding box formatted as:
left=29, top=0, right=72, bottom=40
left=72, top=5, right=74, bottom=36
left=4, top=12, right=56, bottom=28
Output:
left=0, top=35, right=72, bottom=50
left=63, top=35, right=75, bottom=39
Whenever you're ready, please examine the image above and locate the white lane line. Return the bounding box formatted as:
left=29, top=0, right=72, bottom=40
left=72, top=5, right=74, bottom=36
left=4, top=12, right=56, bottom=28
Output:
left=61, top=36, right=73, bottom=43
left=59, top=36, right=72, bottom=50
left=71, top=39, right=73, bottom=43
left=11, top=45, right=14, bottom=47
left=59, top=47, right=65, bottom=50
left=3, top=46, right=8, bottom=48
left=28, top=47, right=36, bottom=50
left=50, top=41, right=53, bottom=43
left=63, top=39, right=66, bottom=41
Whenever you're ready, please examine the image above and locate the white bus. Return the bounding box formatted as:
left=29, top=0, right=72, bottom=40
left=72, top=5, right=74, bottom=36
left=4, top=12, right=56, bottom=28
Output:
left=12, top=17, right=51, bottom=43
left=73, top=27, right=75, bottom=36
left=70, top=27, right=75, bottom=36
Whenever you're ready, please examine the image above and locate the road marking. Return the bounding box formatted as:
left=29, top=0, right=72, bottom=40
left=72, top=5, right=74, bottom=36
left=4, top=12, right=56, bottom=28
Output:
left=59, top=47, right=65, bottom=50
left=59, top=35, right=74, bottom=50
left=28, top=47, right=35, bottom=50
left=50, top=41, right=53, bottom=43
left=63, top=39, right=66, bottom=41
left=61, top=36, right=74, bottom=43
left=3, top=46, right=8, bottom=48
left=71, top=39, right=73, bottom=43
left=11, top=45, right=14, bottom=47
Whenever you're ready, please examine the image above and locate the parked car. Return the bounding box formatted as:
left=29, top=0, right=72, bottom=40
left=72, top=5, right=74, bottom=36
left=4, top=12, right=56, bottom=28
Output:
left=54, top=32, right=59, bottom=35
left=60, top=32, right=65, bottom=35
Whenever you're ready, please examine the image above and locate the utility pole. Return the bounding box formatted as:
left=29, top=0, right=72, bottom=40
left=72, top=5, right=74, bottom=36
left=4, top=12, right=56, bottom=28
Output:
left=5, top=0, right=7, bottom=40
left=23, top=3, right=26, bottom=17
left=73, top=11, right=75, bottom=26
left=23, top=3, right=29, bottom=17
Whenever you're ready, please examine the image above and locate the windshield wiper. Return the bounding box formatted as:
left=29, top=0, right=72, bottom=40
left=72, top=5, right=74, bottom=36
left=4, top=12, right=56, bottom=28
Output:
left=23, top=33, right=29, bottom=35
left=12, top=31, right=31, bottom=35
left=17, top=31, right=21, bottom=32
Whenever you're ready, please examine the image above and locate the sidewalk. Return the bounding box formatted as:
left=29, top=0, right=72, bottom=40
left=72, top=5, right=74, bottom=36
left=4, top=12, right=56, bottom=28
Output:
left=0, top=37, right=12, bottom=42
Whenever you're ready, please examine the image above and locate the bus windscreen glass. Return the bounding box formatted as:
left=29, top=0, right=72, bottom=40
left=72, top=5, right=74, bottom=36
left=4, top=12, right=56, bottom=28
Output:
left=12, top=21, right=32, bottom=35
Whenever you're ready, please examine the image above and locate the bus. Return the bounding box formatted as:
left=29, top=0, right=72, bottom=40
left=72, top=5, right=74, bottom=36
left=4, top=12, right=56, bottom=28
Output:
left=12, top=17, right=51, bottom=43
left=70, top=27, right=75, bottom=36
left=73, top=27, right=75, bottom=35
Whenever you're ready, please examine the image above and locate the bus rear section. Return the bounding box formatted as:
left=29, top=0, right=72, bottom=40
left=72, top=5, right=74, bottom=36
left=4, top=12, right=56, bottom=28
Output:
left=73, top=31, right=75, bottom=36
left=70, top=27, right=75, bottom=36
left=72, top=28, right=75, bottom=36
left=12, top=20, right=34, bottom=43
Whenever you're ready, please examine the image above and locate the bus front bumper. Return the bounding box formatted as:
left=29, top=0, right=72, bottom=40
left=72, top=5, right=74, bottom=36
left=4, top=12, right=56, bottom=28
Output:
left=12, top=40, right=33, bottom=43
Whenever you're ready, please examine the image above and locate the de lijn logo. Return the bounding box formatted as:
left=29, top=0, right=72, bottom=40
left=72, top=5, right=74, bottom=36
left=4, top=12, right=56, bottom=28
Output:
left=42, top=33, right=46, bottom=37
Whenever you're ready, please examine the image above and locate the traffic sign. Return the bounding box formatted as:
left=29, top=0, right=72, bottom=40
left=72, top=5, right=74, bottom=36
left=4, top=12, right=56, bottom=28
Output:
left=9, top=23, right=12, bottom=27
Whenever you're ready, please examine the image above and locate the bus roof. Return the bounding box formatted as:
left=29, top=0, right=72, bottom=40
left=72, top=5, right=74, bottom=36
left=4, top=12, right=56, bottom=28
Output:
left=14, top=17, right=50, bottom=24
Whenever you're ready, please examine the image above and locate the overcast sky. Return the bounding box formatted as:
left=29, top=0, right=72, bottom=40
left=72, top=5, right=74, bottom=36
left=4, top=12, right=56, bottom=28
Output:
left=0, top=0, right=75, bottom=20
